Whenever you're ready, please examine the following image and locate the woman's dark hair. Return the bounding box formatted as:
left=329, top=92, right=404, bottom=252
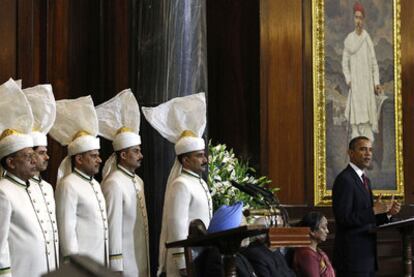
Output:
left=296, top=211, right=325, bottom=232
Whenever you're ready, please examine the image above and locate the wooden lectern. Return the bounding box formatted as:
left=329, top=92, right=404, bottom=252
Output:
left=374, top=217, right=414, bottom=277
left=165, top=223, right=310, bottom=277
left=268, top=227, right=311, bottom=248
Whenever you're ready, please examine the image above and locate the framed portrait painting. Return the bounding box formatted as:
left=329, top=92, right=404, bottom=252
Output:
left=312, top=0, right=404, bottom=206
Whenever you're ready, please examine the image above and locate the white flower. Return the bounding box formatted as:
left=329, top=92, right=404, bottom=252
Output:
left=208, top=141, right=274, bottom=211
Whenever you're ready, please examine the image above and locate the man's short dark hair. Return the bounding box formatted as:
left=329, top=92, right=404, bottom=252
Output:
left=348, top=136, right=370, bottom=150
left=177, top=153, right=191, bottom=164
left=0, top=152, right=18, bottom=171
left=115, top=146, right=135, bottom=162
left=71, top=154, right=80, bottom=169
left=1, top=156, right=9, bottom=170
left=115, top=150, right=122, bottom=161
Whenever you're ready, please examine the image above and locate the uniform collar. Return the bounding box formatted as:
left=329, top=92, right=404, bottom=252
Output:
left=73, top=167, right=94, bottom=182
left=182, top=169, right=201, bottom=179
left=31, top=175, right=42, bottom=183
left=117, top=164, right=135, bottom=178
left=5, top=172, right=30, bottom=187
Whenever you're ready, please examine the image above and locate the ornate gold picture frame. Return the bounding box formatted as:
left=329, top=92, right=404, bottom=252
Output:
left=313, top=0, right=404, bottom=206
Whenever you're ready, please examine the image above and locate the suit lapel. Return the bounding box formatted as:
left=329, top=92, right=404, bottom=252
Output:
left=346, top=165, right=372, bottom=202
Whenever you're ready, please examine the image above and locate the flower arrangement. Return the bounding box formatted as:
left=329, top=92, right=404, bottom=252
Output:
left=207, top=141, right=277, bottom=211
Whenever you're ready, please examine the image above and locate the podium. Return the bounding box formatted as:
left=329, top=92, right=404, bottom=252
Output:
left=374, top=217, right=414, bottom=277
left=166, top=223, right=310, bottom=277
left=268, top=227, right=311, bottom=248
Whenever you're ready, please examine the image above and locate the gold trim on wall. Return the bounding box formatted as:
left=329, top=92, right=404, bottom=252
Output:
left=312, top=0, right=404, bottom=206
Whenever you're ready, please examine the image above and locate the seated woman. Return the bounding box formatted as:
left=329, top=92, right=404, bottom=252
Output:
left=292, top=212, right=335, bottom=277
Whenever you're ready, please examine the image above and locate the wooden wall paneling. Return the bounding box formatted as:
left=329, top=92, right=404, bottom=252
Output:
left=43, top=0, right=71, bottom=185
left=260, top=0, right=305, bottom=204
left=17, top=0, right=36, bottom=86
left=259, top=0, right=269, bottom=176
left=401, top=0, right=414, bottom=204
left=302, top=0, right=314, bottom=204
left=16, top=0, right=47, bottom=86
left=46, top=0, right=70, bottom=100
left=206, top=0, right=260, bottom=167
left=17, top=0, right=34, bottom=85
left=68, top=0, right=102, bottom=101
left=37, top=0, right=48, bottom=83
left=101, top=0, right=130, bottom=96
left=0, top=0, right=17, bottom=82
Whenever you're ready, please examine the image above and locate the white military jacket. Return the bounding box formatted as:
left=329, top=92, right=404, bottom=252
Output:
left=29, top=176, right=59, bottom=270
left=55, top=168, right=109, bottom=266
left=161, top=169, right=213, bottom=277
left=102, top=164, right=149, bottom=277
left=0, top=172, right=56, bottom=277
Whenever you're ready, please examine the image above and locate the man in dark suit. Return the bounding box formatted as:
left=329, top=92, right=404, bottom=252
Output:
left=332, top=136, right=400, bottom=277
left=241, top=241, right=296, bottom=277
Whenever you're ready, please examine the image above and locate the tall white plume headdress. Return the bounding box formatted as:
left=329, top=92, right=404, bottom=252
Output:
left=49, top=96, right=100, bottom=183
left=0, top=79, right=34, bottom=175
left=96, top=89, right=141, bottom=180
left=23, top=84, right=56, bottom=147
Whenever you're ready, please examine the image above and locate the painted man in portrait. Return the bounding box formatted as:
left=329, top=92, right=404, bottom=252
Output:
left=342, top=1, right=383, bottom=142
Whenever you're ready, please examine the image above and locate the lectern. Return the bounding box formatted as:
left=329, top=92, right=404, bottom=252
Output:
left=374, top=217, right=414, bottom=277
left=166, top=224, right=310, bottom=277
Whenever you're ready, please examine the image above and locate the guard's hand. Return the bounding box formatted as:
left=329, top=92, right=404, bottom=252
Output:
left=373, top=194, right=388, bottom=215
left=387, top=195, right=401, bottom=216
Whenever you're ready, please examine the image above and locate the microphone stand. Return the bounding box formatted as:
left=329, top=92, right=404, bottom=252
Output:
left=245, top=183, right=289, bottom=227
left=230, top=181, right=289, bottom=226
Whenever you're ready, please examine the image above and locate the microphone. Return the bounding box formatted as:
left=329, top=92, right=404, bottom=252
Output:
left=245, top=183, right=279, bottom=205
left=230, top=181, right=259, bottom=198
left=230, top=181, right=269, bottom=207
left=245, top=183, right=272, bottom=197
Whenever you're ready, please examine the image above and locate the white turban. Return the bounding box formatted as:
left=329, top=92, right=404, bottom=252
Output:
left=23, top=84, right=56, bottom=147
left=0, top=79, right=34, bottom=160
left=96, top=89, right=142, bottom=179
left=49, top=96, right=100, bottom=183
left=0, top=131, right=34, bottom=160
left=142, top=92, right=206, bottom=275
left=174, top=133, right=205, bottom=155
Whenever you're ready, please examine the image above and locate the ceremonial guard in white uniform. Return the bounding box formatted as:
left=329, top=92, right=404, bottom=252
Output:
left=143, top=93, right=212, bottom=277
left=24, top=84, right=59, bottom=271
left=97, top=90, right=150, bottom=277
left=49, top=96, right=109, bottom=266
left=0, top=79, right=53, bottom=277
